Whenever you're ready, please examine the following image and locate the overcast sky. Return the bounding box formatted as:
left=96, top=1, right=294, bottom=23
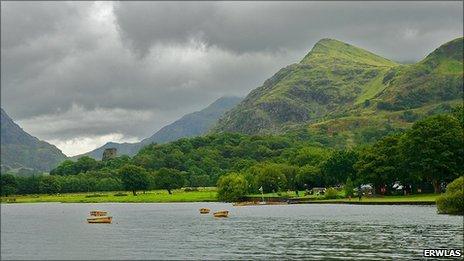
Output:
left=1, top=1, right=462, bottom=156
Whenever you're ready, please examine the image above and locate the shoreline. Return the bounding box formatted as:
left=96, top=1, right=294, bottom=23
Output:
left=1, top=190, right=438, bottom=205
left=2, top=199, right=436, bottom=205
left=287, top=200, right=436, bottom=205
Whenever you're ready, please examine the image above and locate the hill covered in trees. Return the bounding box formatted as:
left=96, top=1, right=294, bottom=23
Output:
left=3, top=108, right=462, bottom=201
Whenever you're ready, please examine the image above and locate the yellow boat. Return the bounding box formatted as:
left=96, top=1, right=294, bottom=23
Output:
left=199, top=208, right=210, bottom=214
left=90, top=210, right=108, bottom=216
left=87, top=216, right=112, bottom=224
left=213, top=210, right=229, bottom=218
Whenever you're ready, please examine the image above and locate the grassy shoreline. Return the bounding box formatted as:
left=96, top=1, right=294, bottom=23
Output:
left=1, top=188, right=218, bottom=204
left=289, top=195, right=437, bottom=205
left=246, top=191, right=438, bottom=204
left=1, top=188, right=439, bottom=205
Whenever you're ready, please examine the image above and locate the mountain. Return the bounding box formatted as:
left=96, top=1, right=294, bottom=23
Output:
left=141, top=96, right=243, bottom=144
left=375, top=37, right=463, bottom=110
left=214, top=38, right=463, bottom=136
left=1, top=108, right=67, bottom=171
left=76, top=96, right=242, bottom=160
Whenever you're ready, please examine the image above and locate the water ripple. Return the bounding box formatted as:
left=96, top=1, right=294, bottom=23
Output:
left=1, top=203, right=462, bottom=260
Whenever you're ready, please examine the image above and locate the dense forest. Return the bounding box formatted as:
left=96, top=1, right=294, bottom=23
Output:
left=2, top=106, right=462, bottom=202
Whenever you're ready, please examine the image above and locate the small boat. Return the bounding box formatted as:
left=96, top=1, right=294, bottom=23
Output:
left=87, top=216, right=112, bottom=224
left=199, top=208, right=210, bottom=214
left=213, top=210, right=229, bottom=218
left=90, top=210, right=108, bottom=216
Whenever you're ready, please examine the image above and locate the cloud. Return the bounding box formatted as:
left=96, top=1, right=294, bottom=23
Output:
left=1, top=1, right=462, bottom=156
left=48, top=133, right=139, bottom=157
left=113, top=2, right=463, bottom=61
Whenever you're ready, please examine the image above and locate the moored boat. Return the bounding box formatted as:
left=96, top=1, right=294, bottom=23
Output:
left=213, top=210, right=229, bottom=218
left=90, top=210, right=108, bottom=216
left=199, top=208, right=210, bottom=214
left=87, top=216, right=112, bottom=224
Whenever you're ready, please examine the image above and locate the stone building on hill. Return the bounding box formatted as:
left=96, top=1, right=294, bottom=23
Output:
left=102, top=148, right=117, bottom=161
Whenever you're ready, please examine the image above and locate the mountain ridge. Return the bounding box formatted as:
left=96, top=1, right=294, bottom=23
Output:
left=301, top=38, right=398, bottom=67
left=74, top=96, right=242, bottom=160
left=1, top=108, right=67, bottom=171
left=214, top=37, right=463, bottom=136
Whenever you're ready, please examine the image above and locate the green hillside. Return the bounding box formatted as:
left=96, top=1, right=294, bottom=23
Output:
left=1, top=108, right=67, bottom=171
left=375, top=37, right=463, bottom=110
left=214, top=37, right=463, bottom=137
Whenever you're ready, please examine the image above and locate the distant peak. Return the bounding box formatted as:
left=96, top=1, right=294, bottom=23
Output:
left=301, top=38, right=397, bottom=67
left=1, top=107, right=11, bottom=121
left=310, top=38, right=354, bottom=53
left=206, top=96, right=243, bottom=110
left=314, top=38, right=345, bottom=45
left=423, top=37, right=463, bottom=62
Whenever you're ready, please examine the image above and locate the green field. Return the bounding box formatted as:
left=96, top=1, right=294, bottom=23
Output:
left=1, top=188, right=218, bottom=203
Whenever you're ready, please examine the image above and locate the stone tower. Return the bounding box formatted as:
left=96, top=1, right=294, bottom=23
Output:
left=102, top=148, right=117, bottom=161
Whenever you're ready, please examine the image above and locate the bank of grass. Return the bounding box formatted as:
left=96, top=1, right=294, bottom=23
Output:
left=247, top=191, right=438, bottom=204
left=1, top=187, right=218, bottom=203
left=312, top=193, right=438, bottom=204
left=3, top=188, right=439, bottom=205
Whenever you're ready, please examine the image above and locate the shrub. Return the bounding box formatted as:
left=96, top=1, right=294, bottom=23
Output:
left=377, top=101, right=396, bottom=111
left=324, top=188, right=342, bottom=199
left=114, top=192, right=128, bottom=197
left=217, top=173, right=248, bottom=202
left=436, top=176, right=464, bottom=215
left=401, top=110, right=420, bottom=122
left=363, top=99, right=370, bottom=108
left=344, top=178, right=355, bottom=197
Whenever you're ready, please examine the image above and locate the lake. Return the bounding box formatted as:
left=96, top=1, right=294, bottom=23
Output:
left=1, top=203, right=462, bottom=260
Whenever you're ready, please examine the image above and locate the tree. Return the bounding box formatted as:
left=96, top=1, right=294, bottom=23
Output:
left=217, top=173, right=248, bottom=202
left=280, top=164, right=299, bottom=195
left=321, top=150, right=358, bottom=186
left=1, top=174, right=18, bottom=196
left=74, top=156, right=98, bottom=174
left=355, top=135, right=405, bottom=194
left=189, top=174, right=210, bottom=187
left=292, top=147, right=330, bottom=167
left=400, top=115, right=464, bottom=193
left=16, top=175, right=40, bottom=194
left=39, top=176, right=62, bottom=194
left=436, top=176, right=464, bottom=215
left=50, top=160, right=76, bottom=176
left=451, top=105, right=463, bottom=128
left=95, top=178, right=123, bottom=191
left=251, top=163, right=287, bottom=193
left=296, top=165, right=324, bottom=189
left=119, top=164, right=149, bottom=195
left=344, top=177, right=355, bottom=197
left=153, top=168, right=185, bottom=194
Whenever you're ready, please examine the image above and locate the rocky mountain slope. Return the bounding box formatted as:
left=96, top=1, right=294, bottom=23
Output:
left=214, top=38, right=463, bottom=136
left=1, top=108, right=67, bottom=171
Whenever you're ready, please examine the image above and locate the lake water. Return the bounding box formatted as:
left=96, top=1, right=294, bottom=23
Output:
left=1, top=203, right=462, bottom=260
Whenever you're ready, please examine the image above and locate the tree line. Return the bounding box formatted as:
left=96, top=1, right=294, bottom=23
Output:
left=1, top=108, right=462, bottom=200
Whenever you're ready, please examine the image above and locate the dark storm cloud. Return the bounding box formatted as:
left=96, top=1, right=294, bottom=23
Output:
left=1, top=1, right=462, bottom=155
left=114, top=2, right=463, bottom=61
